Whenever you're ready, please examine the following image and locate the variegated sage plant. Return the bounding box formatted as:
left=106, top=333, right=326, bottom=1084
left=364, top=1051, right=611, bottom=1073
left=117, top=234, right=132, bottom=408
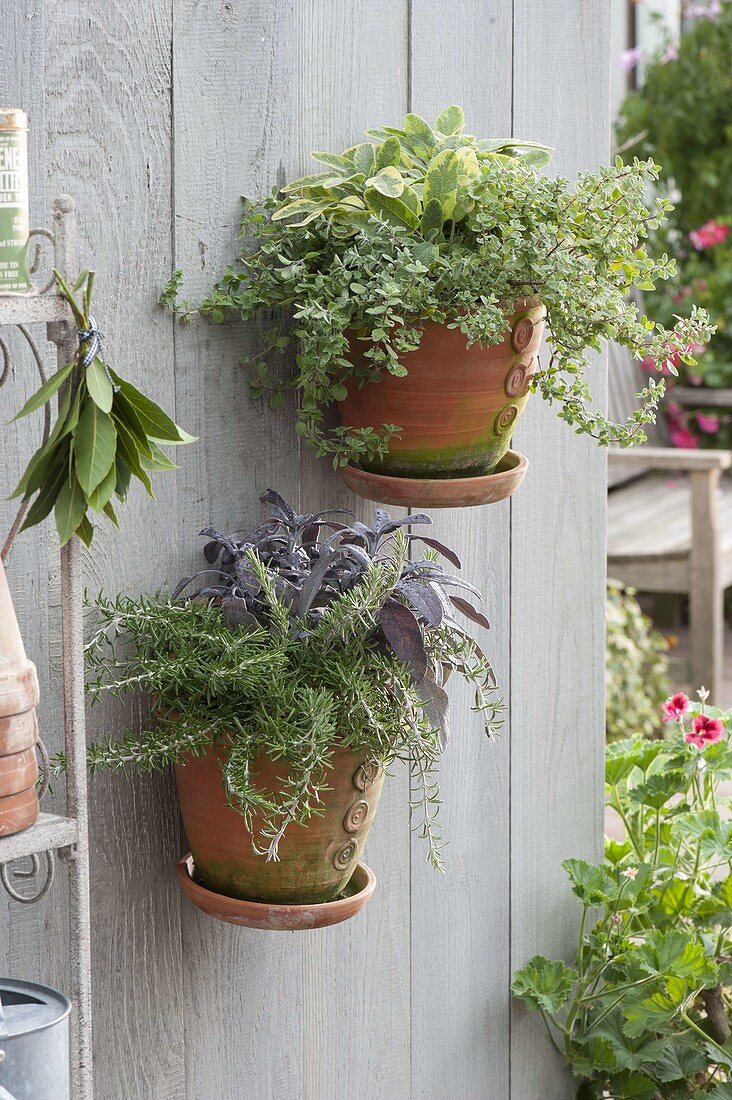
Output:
left=77, top=491, right=501, bottom=867
left=164, top=105, right=713, bottom=467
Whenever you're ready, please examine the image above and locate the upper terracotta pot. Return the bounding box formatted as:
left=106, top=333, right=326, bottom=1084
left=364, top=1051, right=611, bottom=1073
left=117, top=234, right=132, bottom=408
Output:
left=338, top=301, right=546, bottom=479
left=175, top=742, right=385, bottom=905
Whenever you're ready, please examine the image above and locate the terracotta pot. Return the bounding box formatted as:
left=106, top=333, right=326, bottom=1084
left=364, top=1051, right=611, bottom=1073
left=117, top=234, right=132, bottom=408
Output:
left=175, top=743, right=385, bottom=905
left=0, top=555, right=40, bottom=837
left=338, top=301, right=546, bottom=479
left=0, top=786, right=38, bottom=836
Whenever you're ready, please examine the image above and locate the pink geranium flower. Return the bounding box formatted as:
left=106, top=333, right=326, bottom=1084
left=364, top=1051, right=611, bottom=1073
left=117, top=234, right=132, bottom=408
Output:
left=620, top=47, right=643, bottom=71
left=689, top=220, right=729, bottom=250
left=662, top=44, right=679, bottom=63
left=669, top=426, right=700, bottom=449
left=685, top=713, right=724, bottom=749
left=697, top=413, right=720, bottom=434
left=662, top=692, right=690, bottom=723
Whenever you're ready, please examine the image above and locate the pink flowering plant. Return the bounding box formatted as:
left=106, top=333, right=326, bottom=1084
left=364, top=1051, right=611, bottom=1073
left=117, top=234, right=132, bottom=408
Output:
left=513, top=691, right=732, bottom=1097
left=617, top=3, right=732, bottom=449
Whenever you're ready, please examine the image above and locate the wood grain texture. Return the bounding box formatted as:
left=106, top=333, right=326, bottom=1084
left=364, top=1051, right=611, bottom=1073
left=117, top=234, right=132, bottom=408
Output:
left=510, top=3, right=609, bottom=1096
left=43, top=1, right=186, bottom=1095
left=293, top=5, right=413, bottom=1098
left=408, top=3, right=513, bottom=1097
left=2, top=2, right=609, bottom=1095
left=0, top=0, right=71, bottom=1006
left=172, top=2, right=304, bottom=1097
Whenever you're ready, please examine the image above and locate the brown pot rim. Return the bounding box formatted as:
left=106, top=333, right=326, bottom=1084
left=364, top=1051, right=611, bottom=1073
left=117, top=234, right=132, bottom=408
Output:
left=339, top=448, right=528, bottom=508
left=176, top=852, right=376, bottom=930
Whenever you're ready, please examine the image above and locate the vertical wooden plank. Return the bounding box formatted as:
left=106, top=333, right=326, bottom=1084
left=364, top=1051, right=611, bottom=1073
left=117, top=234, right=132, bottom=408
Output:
left=172, top=3, right=304, bottom=1098
left=510, top=3, right=609, bottom=1096
left=408, top=4, right=513, bottom=1097
left=0, top=0, right=72, bottom=1003
left=294, top=5, right=412, bottom=1098
left=43, top=2, right=186, bottom=1096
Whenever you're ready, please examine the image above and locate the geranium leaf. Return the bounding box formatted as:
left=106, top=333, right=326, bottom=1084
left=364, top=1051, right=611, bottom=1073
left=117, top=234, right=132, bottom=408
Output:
left=511, top=955, right=576, bottom=1014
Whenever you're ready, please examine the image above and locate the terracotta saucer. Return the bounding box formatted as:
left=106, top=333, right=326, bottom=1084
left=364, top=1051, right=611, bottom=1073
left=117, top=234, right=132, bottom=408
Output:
left=338, top=449, right=528, bottom=508
left=176, top=853, right=376, bottom=930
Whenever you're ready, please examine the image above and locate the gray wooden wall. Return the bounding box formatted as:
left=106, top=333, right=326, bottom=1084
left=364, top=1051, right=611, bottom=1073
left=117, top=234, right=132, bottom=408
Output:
left=0, top=2, right=608, bottom=1096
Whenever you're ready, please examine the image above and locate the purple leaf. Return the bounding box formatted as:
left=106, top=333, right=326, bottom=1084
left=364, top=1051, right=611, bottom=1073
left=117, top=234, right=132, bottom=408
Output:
left=407, top=535, right=462, bottom=569
left=396, top=581, right=444, bottom=627
left=449, top=595, right=491, bottom=630
left=418, top=672, right=451, bottom=750
left=379, top=598, right=428, bottom=681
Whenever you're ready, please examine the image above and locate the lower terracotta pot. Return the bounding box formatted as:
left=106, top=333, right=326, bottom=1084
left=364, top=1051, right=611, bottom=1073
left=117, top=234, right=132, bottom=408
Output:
left=338, top=302, right=546, bottom=479
left=0, top=785, right=38, bottom=837
left=0, top=711, right=40, bottom=838
left=175, top=743, right=385, bottom=905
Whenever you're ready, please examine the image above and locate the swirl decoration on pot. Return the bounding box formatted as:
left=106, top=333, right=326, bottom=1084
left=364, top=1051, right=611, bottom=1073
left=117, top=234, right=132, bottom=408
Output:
left=505, top=361, right=533, bottom=399
left=352, top=761, right=379, bottom=792
left=333, top=838, right=358, bottom=871
left=510, top=316, right=535, bottom=353
left=343, top=799, right=369, bottom=834
left=494, top=404, right=519, bottom=437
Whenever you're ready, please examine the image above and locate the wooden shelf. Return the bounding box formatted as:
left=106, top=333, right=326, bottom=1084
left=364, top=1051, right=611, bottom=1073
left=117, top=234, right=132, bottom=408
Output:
left=0, top=813, right=78, bottom=863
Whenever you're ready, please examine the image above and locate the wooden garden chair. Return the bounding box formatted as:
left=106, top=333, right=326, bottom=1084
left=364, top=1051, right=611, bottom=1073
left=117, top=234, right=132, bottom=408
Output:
left=607, top=344, right=732, bottom=700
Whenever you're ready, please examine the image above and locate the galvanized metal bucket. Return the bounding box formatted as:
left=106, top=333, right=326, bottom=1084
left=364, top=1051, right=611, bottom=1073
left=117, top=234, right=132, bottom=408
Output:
left=0, top=978, right=70, bottom=1100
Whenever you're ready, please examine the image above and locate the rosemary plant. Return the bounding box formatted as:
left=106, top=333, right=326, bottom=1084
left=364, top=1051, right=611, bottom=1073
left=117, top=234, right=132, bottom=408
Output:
left=81, top=491, right=501, bottom=867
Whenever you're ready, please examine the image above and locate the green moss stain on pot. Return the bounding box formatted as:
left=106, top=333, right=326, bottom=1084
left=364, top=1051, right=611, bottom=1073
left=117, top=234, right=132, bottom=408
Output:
left=0, top=110, right=30, bottom=293
left=338, top=303, right=546, bottom=479
left=175, top=744, right=386, bottom=905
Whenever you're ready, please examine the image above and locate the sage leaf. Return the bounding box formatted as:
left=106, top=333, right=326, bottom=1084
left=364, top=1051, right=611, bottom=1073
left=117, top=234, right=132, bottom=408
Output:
left=366, top=166, right=405, bottom=198
left=420, top=198, right=444, bottom=236
left=434, top=105, right=463, bottom=135
left=364, top=188, right=420, bottom=230
left=12, top=358, right=75, bottom=421
left=352, top=143, right=376, bottom=177
left=86, top=357, right=114, bottom=412
left=375, top=136, right=401, bottom=169
left=73, top=400, right=117, bottom=496
left=54, top=473, right=88, bottom=545
left=423, top=150, right=459, bottom=221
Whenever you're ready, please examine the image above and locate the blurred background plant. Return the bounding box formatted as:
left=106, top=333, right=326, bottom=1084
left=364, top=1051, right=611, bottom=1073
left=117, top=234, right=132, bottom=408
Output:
left=616, top=0, right=732, bottom=449
left=606, top=580, right=670, bottom=741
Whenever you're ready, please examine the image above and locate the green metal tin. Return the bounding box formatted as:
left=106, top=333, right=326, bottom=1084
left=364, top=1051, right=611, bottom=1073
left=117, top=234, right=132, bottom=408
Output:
left=0, top=110, right=30, bottom=293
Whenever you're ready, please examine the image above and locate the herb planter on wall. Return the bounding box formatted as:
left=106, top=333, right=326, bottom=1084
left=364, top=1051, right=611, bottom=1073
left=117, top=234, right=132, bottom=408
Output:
left=169, top=104, right=715, bottom=496
left=338, top=301, right=544, bottom=506
left=176, top=744, right=383, bottom=929
left=85, top=491, right=502, bottom=930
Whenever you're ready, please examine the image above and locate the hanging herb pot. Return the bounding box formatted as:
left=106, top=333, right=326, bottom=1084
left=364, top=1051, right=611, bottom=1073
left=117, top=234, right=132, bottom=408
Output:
left=79, top=490, right=502, bottom=928
left=168, top=104, right=713, bottom=507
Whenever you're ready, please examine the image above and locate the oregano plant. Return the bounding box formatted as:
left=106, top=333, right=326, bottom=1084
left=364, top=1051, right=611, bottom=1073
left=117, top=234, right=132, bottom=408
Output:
left=165, top=105, right=713, bottom=468
left=12, top=271, right=194, bottom=545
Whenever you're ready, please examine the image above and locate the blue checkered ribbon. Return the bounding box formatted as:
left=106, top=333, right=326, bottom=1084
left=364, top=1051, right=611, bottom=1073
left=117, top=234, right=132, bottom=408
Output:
left=77, top=315, right=118, bottom=390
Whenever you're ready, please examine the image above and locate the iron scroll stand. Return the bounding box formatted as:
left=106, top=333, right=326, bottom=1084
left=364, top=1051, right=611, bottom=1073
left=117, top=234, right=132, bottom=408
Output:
left=0, top=198, right=93, bottom=1100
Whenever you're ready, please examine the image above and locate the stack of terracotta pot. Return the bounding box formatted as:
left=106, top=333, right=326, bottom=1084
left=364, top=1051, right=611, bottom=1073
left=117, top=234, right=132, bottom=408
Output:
left=0, top=555, right=39, bottom=837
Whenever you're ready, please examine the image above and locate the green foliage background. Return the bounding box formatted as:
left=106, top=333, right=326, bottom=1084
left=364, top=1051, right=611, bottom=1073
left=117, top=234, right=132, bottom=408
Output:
left=606, top=581, right=670, bottom=742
